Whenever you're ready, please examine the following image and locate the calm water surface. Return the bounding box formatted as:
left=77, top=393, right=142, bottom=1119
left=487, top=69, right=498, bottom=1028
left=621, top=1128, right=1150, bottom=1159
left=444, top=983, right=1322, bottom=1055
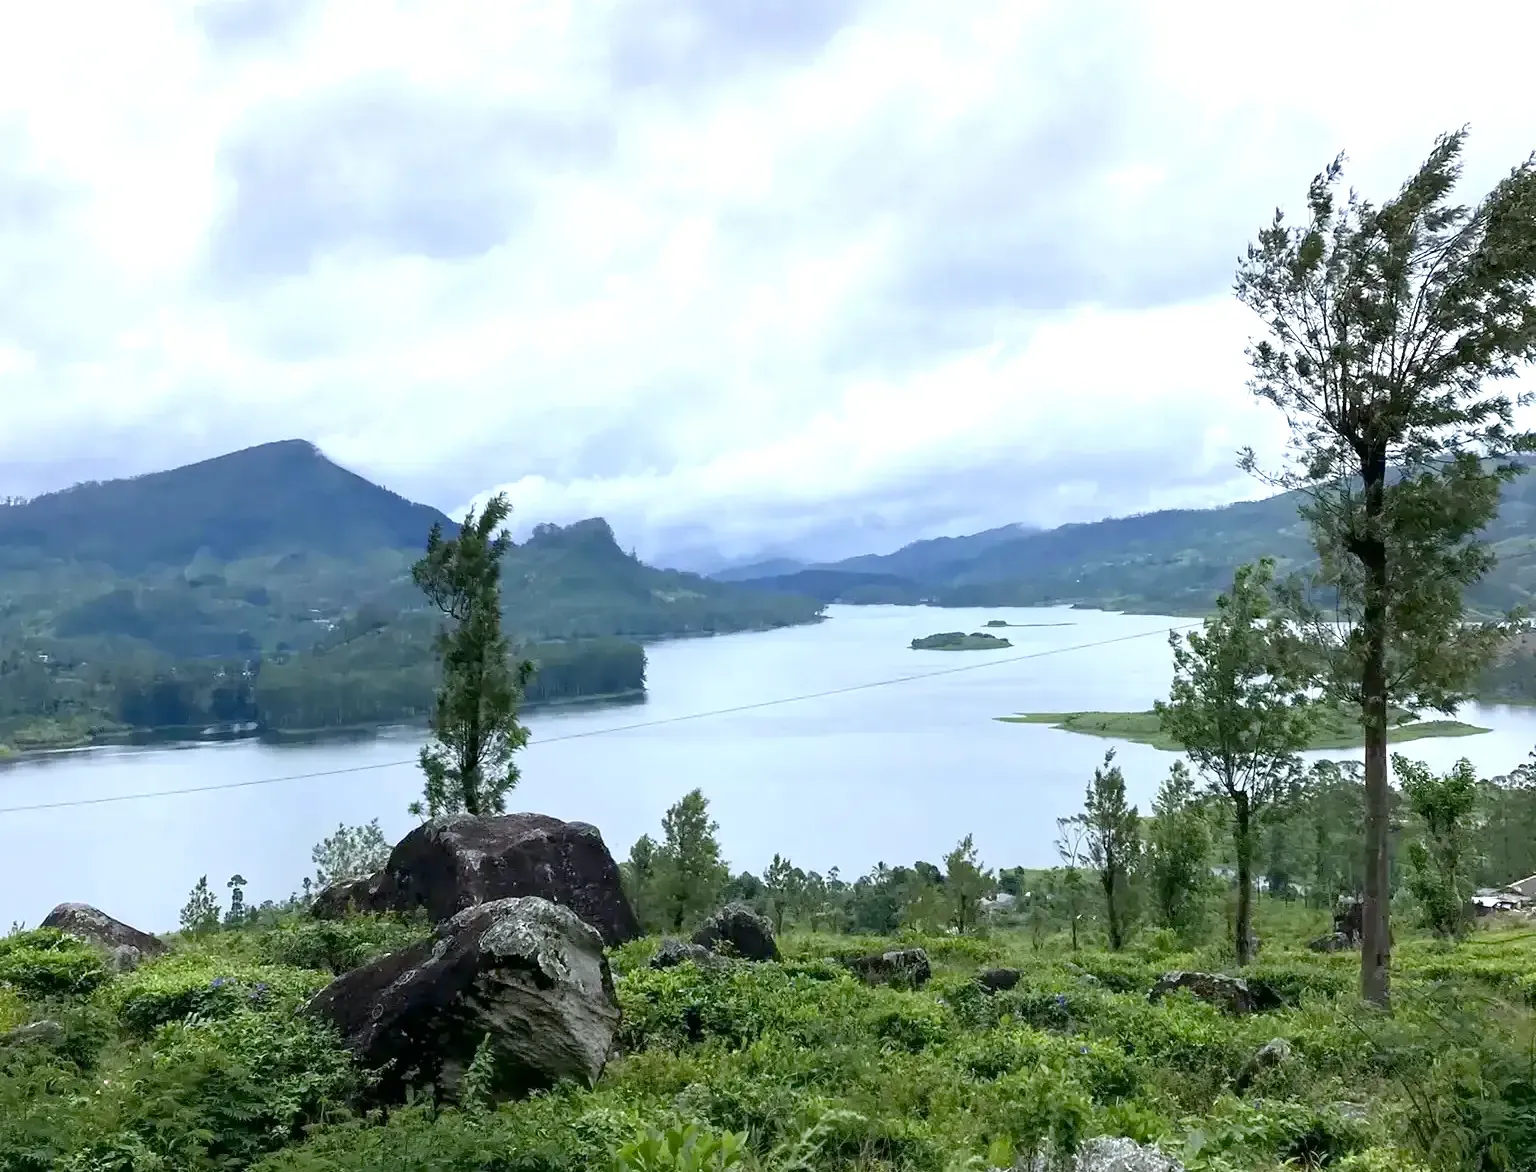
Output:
left=6, top=604, right=1536, bottom=932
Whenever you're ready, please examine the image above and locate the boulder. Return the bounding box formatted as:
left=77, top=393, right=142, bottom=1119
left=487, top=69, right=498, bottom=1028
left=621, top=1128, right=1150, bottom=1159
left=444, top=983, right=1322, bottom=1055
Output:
left=846, top=948, right=931, bottom=990
left=302, top=896, right=619, bottom=1105
left=40, top=904, right=165, bottom=958
left=691, top=902, right=778, bottom=961
left=650, top=939, right=724, bottom=970
left=1072, top=1136, right=1183, bottom=1172
left=0, top=1020, right=64, bottom=1048
left=313, top=813, right=640, bottom=945
left=976, top=967, right=1022, bottom=994
left=311, top=873, right=386, bottom=921
left=108, top=945, right=141, bottom=973
left=1149, top=971, right=1283, bottom=1015
left=1234, top=1036, right=1293, bottom=1093
left=1307, top=931, right=1351, bottom=953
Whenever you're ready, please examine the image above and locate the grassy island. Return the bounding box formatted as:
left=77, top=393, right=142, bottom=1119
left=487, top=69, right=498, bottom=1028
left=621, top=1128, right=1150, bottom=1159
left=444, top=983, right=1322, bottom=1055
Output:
left=998, top=705, right=1490, bottom=751
left=911, top=631, right=1013, bottom=651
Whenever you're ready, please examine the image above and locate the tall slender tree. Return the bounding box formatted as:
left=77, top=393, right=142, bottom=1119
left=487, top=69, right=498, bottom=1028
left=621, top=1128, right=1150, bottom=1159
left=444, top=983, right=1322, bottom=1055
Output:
left=1054, top=816, right=1089, bottom=951
left=655, top=789, right=729, bottom=932
left=1075, top=749, right=1142, bottom=951
left=1236, top=130, right=1536, bottom=1004
left=411, top=493, right=535, bottom=818
left=1156, top=560, right=1316, bottom=966
left=1146, top=760, right=1212, bottom=937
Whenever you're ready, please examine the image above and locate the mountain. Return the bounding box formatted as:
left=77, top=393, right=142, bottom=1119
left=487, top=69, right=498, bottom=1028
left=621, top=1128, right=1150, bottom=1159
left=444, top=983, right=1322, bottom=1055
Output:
left=710, top=558, right=809, bottom=582
left=0, top=440, right=453, bottom=574
left=731, top=474, right=1536, bottom=619
left=0, top=441, right=824, bottom=749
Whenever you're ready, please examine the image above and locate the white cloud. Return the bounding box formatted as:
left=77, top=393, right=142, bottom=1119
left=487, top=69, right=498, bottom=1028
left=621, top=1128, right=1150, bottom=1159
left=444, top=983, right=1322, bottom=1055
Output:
left=0, top=0, right=1532, bottom=567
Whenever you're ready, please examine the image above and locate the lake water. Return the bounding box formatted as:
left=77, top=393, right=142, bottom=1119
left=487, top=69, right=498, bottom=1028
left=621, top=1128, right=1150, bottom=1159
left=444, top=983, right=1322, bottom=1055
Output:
left=5, top=604, right=1536, bottom=933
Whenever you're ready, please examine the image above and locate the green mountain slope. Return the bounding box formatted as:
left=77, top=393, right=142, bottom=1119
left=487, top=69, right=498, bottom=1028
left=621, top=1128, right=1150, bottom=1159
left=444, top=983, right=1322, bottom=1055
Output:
left=0, top=441, right=823, bottom=749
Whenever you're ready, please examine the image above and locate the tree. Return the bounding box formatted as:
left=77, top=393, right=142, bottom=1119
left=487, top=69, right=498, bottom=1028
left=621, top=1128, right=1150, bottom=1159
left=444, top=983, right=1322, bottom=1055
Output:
left=224, top=874, right=248, bottom=928
left=761, top=854, right=804, bottom=936
left=1074, top=749, right=1142, bottom=950
left=411, top=493, right=535, bottom=818
left=1398, top=755, right=1480, bottom=938
left=621, top=833, right=661, bottom=931
left=1235, top=130, right=1536, bottom=1003
left=944, top=834, right=992, bottom=934
left=1156, top=560, right=1316, bottom=965
left=655, top=789, right=729, bottom=932
left=312, top=820, right=392, bottom=889
left=179, top=875, right=220, bottom=936
left=1146, top=760, right=1212, bottom=937
left=1054, top=816, right=1090, bottom=951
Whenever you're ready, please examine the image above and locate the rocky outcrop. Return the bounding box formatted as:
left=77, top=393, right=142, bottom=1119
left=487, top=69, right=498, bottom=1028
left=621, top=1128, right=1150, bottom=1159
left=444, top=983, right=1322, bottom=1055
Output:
left=1072, top=1137, right=1183, bottom=1172
left=1149, top=971, right=1283, bottom=1015
left=650, top=939, right=724, bottom=970
left=108, top=945, right=142, bottom=973
left=846, top=948, right=931, bottom=990
left=311, top=813, right=640, bottom=945
left=1307, top=931, right=1351, bottom=953
left=311, top=873, right=386, bottom=921
left=302, top=896, right=619, bottom=1105
left=40, top=904, right=165, bottom=957
left=1234, top=1036, right=1293, bottom=1093
left=976, top=968, right=1022, bottom=994
left=0, top=1020, right=64, bottom=1048
left=691, top=903, right=778, bottom=961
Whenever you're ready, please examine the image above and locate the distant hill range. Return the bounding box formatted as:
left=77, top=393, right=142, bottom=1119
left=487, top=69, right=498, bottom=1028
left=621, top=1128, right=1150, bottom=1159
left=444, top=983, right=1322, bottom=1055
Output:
left=719, top=477, right=1536, bottom=619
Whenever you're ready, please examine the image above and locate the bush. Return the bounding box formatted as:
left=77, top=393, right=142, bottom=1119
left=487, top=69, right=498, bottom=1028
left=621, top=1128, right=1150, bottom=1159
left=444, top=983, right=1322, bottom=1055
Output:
left=254, top=912, right=430, bottom=974
left=108, top=953, right=328, bottom=1036
left=0, top=929, right=110, bottom=999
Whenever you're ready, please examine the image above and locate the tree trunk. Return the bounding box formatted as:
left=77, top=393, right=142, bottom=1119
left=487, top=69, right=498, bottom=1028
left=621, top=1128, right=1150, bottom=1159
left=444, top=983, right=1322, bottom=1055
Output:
left=1359, top=452, right=1392, bottom=1008
left=1235, top=793, right=1253, bottom=966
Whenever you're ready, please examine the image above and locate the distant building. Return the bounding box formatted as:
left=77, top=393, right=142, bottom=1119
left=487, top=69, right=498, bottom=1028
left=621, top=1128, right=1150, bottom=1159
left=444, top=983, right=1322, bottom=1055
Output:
left=1508, top=874, right=1536, bottom=898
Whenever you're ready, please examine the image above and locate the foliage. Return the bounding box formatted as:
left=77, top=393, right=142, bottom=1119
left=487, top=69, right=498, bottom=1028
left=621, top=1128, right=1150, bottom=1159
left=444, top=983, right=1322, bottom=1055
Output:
left=312, top=820, right=392, bottom=889
left=180, top=875, right=222, bottom=936
left=1147, top=761, right=1213, bottom=938
left=0, top=928, right=110, bottom=999
left=1156, top=560, right=1316, bottom=965
left=943, top=835, right=992, bottom=934
left=651, top=789, right=731, bottom=933
left=412, top=492, right=536, bottom=818
left=1235, top=128, right=1536, bottom=1006
left=1397, top=755, right=1481, bottom=938
left=611, top=1123, right=750, bottom=1171
left=1071, top=751, right=1142, bottom=950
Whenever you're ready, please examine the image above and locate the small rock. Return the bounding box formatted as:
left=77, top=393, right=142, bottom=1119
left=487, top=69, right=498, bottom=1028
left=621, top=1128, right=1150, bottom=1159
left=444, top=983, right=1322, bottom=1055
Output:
left=1072, top=1136, right=1183, bottom=1172
left=40, top=904, right=165, bottom=957
left=303, top=895, right=619, bottom=1105
left=976, top=967, right=1022, bottom=993
left=1234, top=1036, right=1293, bottom=1093
left=108, top=945, right=141, bottom=973
left=0, top=1020, right=64, bottom=1048
left=1307, top=932, right=1352, bottom=953
left=1149, top=970, right=1282, bottom=1015
left=691, top=903, right=778, bottom=961
left=650, top=939, right=723, bottom=970
left=846, top=948, right=931, bottom=990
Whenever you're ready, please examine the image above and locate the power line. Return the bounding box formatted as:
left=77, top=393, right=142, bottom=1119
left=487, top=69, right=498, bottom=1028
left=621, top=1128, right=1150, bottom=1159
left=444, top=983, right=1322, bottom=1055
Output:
left=0, top=621, right=1199, bottom=815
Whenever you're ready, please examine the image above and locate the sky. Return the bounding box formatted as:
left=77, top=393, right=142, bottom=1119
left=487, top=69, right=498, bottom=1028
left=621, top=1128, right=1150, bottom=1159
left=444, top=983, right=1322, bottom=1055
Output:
left=1, top=0, right=1533, bottom=570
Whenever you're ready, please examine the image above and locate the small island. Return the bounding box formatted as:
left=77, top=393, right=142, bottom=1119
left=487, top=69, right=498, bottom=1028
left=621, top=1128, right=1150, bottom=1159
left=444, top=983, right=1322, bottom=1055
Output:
left=997, top=706, right=1490, bottom=751
left=911, top=631, right=1013, bottom=651
left=984, top=619, right=1008, bottom=628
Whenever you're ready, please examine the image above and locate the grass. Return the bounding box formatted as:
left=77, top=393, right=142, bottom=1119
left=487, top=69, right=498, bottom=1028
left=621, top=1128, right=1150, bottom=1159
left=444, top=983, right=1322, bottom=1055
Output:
left=5, top=899, right=1534, bottom=1171
left=998, top=707, right=1491, bottom=751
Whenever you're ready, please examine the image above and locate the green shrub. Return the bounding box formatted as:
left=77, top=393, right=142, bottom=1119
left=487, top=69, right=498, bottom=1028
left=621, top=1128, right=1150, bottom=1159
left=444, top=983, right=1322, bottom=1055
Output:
left=0, top=929, right=109, bottom=999
left=254, top=912, right=430, bottom=974
left=108, top=953, right=328, bottom=1036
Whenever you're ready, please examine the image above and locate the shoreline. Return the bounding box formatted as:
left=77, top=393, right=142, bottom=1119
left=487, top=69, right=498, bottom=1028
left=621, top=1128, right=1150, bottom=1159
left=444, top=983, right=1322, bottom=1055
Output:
left=1000, top=709, right=1493, bottom=752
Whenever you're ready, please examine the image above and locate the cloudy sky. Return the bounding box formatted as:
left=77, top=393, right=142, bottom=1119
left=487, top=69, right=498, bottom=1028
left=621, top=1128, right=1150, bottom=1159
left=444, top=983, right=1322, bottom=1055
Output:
left=1, top=0, right=1533, bottom=569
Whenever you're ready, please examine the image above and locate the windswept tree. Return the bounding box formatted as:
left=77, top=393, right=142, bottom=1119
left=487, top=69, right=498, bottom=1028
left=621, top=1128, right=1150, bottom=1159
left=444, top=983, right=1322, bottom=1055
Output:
left=1156, top=560, right=1316, bottom=966
left=1054, top=816, right=1089, bottom=951
left=1074, top=749, right=1142, bottom=950
left=1398, top=755, right=1480, bottom=938
left=411, top=493, right=535, bottom=818
left=1236, top=130, right=1536, bottom=1003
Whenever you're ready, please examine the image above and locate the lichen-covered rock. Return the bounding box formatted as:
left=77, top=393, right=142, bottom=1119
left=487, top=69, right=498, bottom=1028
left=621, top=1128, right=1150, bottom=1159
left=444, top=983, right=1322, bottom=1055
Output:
left=1308, top=931, right=1352, bottom=953
left=846, top=948, right=931, bottom=990
left=40, top=904, right=165, bottom=957
left=1072, top=1136, right=1183, bottom=1172
left=1234, top=1036, right=1293, bottom=1093
left=108, top=945, right=141, bottom=973
left=1149, top=970, right=1283, bottom=1015
left=976, top=967, right=1022, bottom=993
left=302, top=896, right=619, bottom=1105
left=313, top=813, right=639, bottom=945
left=691, top=902, right=778, bottom=961
left=311, top=873, right=386, bottom=921
left=650, top=939, right=724, bottom=970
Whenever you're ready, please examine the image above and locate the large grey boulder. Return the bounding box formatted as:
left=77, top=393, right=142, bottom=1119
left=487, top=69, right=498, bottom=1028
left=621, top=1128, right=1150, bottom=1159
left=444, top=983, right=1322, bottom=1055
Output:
left=650, top=939, right=724, bottom=970
left=1149, top=971, right=1283, bottom=1015
left=1307, top=931, right=1351, bottom=953
left=846, top=947, right=931, bottom=990
left=1072, top=1137, right=1182, bottom=1172
left=41, top=904, right=165, bottom=957
left=311, top=813, right=640, bottom=945
left=303, top=896, right=619, bottom=1105
left=691, top=902, right=778, bottom=961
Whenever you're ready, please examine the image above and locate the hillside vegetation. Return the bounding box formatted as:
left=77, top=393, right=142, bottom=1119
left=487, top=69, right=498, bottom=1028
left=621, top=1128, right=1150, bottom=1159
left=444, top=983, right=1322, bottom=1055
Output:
left=0, top=442, right=823, bottom=749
